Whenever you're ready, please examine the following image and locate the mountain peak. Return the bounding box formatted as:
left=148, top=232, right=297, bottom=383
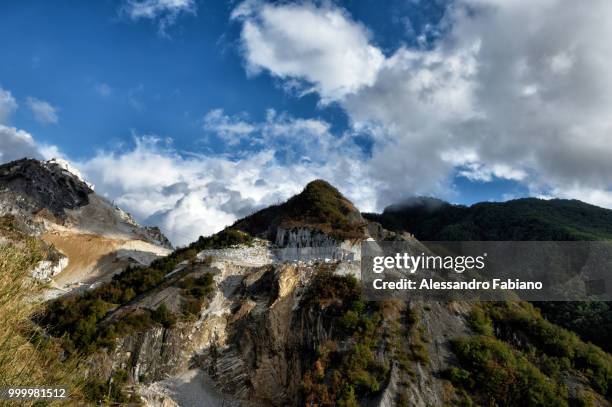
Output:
left=303, top=178, right=337, bottom=191
left=0, top=158, right=93, bottom=221
left=233, top=179, right=366, bottom=241
left=0, top=157, right=172, bottom=248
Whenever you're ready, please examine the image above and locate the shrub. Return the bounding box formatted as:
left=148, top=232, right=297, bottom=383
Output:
left=191, top=228, right=253, bottom=251
left=232, top=180, right=366, bottom=240
left=484, top=302, right=612, bottom=396
left=455, top=302, right=612, bottom=401
left=300, top=271, right=390, bottom=405
left=451, top=336, right=567, bottom=406
left=467, top=305, right=493, bottom=336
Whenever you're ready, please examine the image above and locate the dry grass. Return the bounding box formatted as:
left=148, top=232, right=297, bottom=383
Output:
left=0, top=238, right=83, bottom=406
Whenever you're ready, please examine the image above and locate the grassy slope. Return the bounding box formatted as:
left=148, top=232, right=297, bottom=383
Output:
left=0, top=217, right=83, bottom=405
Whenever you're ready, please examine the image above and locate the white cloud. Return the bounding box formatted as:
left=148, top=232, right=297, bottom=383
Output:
left=121, top=0, right=196, bottom=36
left=76, top=111, right=377, bottom=246
left=0, top=87, right=18, bottom=123
left=233, top=0, right=612, bottom=210
left=26, top=97, right=58, bottom=124
left=0, top=125, right=43, bottom=163
left=202, top=108, right=338, bottom=160
left=202, top=109, right=256, bottom=145
left=0, top=125, right=60, bottom=164
left=548, top=184, right=612, bottom=210
left=0, top=87, right=59, bottom=163
left=6, top=103, right=372, bottom=246
left=232, top=2, right=384, bottom=102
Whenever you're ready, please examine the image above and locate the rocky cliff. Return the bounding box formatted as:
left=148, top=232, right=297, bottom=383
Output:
left=0, top=158, right=171, bottom=297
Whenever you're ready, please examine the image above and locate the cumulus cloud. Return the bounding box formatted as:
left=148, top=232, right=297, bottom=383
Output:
left=0, top=87, right=18, bottom=123
left=233, top=0, right=612, bottom=209
left=77, top=111, right=377, bottom=245
left=0, top=124, right=61, bottom=164
left=121, top=0, right=196, bottom=36
left=231, top=1, right=384, bottom=102
left=26, top=97, right=58, bottom=124
left=1, top=107, right=372, bottom=246
left=7, top=0, right=612, bottom=246
left=0, top=125, right=44, bottom=163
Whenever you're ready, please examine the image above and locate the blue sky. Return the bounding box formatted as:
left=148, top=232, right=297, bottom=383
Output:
left=1, top=0, right=610, bottom=244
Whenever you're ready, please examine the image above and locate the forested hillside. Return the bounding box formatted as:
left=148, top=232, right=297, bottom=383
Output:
left=364, top=197, right=612, bottom=241
left=365, top=197, right=612, bottom=353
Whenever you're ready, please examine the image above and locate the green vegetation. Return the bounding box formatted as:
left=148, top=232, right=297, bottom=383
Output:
left=365, top=197, right=612, bottom=360
left=0, top=214, right=26, bottom=241
left=36, top=229, right=247, bottom=355
left=450, top=335, right=568, bottom=406
left=39, top=268, right=215, bottom=354
left=403, top=306, right=430, bottom=365
left=190, top=228, right=253, bottom=251
left=32, top=228, right=247, bottom=404
left=486, top=302, right=612, bottom=396
left=300, top=271, right=398, bottom=406
left=533, top=301, right=612, bottom=353
left=233, top=180, right=366, bottom=240
left=178, top=273, right=215, bottom=316
left=82, top=369, right=139, bottom=405
left=364, top=197, right=612, bottom=241
left=299, top=272, right=436, bottom=406
left=450, top=302, right=612, bottom=404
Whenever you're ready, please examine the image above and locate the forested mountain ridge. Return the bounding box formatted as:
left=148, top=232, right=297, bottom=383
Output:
left=364, top=197, right=612, bottom=241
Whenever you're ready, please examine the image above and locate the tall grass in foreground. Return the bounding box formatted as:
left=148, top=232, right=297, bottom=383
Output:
left=0, top=238, right=82, bottom=406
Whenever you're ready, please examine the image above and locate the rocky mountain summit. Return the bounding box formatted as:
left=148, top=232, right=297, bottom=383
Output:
left=32, top=179, right=612, bottom=406
left=0, top=158, right=92, bottom=226
left=0, top=158, right=171, bottom=292
left=0, top=158, right=171, bottom=246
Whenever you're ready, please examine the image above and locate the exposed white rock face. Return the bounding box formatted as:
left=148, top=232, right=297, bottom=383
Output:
left=197, top=239, right=272, bottom=267
left=31, top=256, right=68, bottom=281
left=0, top=158, right=172, bottom=249
left=274, top=227, right=360, bottom=263
left=194, top=230, right=363, bottom=267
